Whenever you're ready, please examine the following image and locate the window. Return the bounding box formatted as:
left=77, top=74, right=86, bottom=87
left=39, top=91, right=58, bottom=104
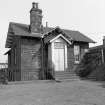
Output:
left=54, top=42, right=65, bottom=49
left=84, top=48, right=88, bottom=53
left=74, top=45, right=80, bottom=63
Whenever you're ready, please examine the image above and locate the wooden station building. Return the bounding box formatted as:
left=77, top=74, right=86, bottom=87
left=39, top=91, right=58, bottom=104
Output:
left=5, top=3, right=94, bottom=81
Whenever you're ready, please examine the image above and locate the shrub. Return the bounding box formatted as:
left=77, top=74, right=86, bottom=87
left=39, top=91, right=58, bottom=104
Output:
left=75, top=51, right=102, bottom=78
left=87, top=63, right=105, bottom=81
left=0, top=69, right=8, bottom=84
left=45, top=60, right=55, bottom=80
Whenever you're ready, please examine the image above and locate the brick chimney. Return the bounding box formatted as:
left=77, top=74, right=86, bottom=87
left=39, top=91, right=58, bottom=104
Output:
left=30, top=2, right=43, bottom=33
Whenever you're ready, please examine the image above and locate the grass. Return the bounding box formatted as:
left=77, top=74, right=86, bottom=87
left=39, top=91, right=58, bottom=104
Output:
left=0, top=80, right=105, bottom=105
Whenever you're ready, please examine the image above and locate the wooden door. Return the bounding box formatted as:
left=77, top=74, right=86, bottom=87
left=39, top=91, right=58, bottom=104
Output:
left=53, top=42, right=65, bottom=71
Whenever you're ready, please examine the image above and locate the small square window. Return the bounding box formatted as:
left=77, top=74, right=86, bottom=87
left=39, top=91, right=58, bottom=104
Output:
left=54, top=42, right=64, bottom=49
left=84, top=49, right=88, bottom=53
left=74, top=55, right=80, bottom=64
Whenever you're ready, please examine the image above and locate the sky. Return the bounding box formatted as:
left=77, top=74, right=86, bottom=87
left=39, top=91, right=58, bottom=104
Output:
left=0, top=0, right=105, bottom=63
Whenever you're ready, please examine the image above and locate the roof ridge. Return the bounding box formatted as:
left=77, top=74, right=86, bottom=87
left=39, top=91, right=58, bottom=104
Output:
left=10, top=23, right=79, bottom=33
left=43, top=26, right=78, bottom=32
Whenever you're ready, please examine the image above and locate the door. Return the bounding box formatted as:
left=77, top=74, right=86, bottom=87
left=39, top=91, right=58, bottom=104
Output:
left=53, top=42, right=65, bottom=71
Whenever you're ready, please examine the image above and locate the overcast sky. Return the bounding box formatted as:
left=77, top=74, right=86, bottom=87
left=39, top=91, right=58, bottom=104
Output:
left=0, top=0, right=105, bottom=63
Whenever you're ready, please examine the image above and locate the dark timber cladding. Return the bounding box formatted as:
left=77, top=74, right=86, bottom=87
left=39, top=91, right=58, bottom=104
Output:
left=5, top=2, right=95, bottom=81
left=21, top=37, right=42, bottom=80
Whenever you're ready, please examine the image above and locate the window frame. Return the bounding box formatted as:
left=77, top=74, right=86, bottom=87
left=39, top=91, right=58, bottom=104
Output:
left=74, top=45, right=80, bottom=64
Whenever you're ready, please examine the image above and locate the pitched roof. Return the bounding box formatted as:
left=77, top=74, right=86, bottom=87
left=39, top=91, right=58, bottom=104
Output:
left=8, top=22, right=42, bottom=37
left=6, top=22, right=42, bottom=48
left=62, top=29, right=94, bottom=43
left=5, top=22, right=95, bottom=48
left=43, top=27, right=73, bottom=43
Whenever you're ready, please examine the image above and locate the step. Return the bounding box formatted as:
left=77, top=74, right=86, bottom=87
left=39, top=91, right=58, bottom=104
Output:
left=54, top=71, right=79, bottom=80
left=86, top=76, right=97, bottom=80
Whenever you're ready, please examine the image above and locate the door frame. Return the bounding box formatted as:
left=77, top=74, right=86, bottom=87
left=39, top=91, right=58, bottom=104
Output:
left=48, top=36, right=68, bottom=71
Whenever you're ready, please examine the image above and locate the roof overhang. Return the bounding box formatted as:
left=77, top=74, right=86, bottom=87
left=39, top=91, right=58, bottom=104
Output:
left=4, top=49, right=11, bottom=55
left=5, top=33, right=43, bottom=48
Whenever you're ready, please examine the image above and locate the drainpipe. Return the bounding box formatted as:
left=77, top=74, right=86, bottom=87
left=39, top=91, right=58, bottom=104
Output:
left=103, top=36, right=105, bottom=45
left=103, top=36, right=105, bottom=63
left=101, top=48, right=104, bottom=63
left=41, top=36, right=45, bottom=79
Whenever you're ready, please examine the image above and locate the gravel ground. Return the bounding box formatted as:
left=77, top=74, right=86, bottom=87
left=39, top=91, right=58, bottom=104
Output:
left=0, top=80, right=105, bottom=105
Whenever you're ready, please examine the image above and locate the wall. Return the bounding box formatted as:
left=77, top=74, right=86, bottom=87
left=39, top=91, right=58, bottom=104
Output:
left=7, top=37, right=89, bottom=81
left=7, top=36, right=21, bottom=81
left=67, top=44, right=74, bottom=72
left=20, top=37, right=42, bottom=81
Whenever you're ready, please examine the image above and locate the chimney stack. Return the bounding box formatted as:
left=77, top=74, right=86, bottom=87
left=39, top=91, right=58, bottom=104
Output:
left=30, top=2, right=42, bottom=33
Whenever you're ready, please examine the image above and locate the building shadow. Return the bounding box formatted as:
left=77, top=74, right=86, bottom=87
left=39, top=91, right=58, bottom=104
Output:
left=45, top=60, right=55, bottom=80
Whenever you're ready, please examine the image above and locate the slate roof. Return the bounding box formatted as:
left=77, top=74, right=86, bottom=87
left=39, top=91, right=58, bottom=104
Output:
left=5, top=22, right=95, bottom=48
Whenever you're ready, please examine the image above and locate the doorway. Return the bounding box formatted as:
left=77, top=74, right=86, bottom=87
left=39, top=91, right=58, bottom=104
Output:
left=53, top=42, right=65, bottom=71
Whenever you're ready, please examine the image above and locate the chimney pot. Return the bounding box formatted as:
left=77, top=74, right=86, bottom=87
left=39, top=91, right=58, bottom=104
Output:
left=46, top=22, right=48, bottom=28
left=32, top=2, right=35, bottom=8
left=36, top=3, right=38, bottom=8
left=32, top=2, right=38, bottom=8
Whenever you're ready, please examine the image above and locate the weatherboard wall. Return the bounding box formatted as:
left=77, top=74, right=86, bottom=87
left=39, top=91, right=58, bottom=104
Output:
left=7, top=36, right=21, bottom=81
left=20, top=37, right=42, bottom=81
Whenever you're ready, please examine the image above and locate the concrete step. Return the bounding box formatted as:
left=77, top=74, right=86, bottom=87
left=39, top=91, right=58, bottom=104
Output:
left=55, top=71, right=79, bottom=80
left=86, top=76, right=97, bottom=80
